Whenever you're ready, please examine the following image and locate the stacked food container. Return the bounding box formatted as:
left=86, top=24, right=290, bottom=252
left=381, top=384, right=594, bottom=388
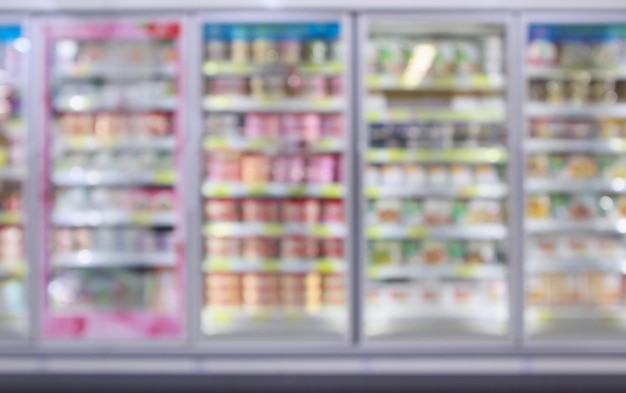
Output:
left=200, top=19, right=349, bottom=337
left=525, top=23, right=626, bottom=338
left=0, top=24, right=27, bottom=339
left=41, top=19, right=184, bottom=339
left=362, top=19, right=509, bottom=339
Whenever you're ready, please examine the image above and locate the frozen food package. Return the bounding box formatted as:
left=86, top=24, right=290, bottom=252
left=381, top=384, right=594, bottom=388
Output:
left=370, top=241, right=403, bottom=265
left=375, top=199, right=403, bottom=223
left=526, top=194, right=551, bottom=220
left=207, top=238, right=240, bottom=258
left=205, top=199, right=243, bottom=230
left=421, top=241, right=448, bottom=265
left=241, top=238, right=276, bottom=259
left=422, top=199, right=453, bottom=225
left=241, top=198, right=279, bottom=222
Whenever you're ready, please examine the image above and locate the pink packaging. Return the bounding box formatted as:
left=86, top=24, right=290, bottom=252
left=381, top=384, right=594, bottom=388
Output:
left=321, top=200, right=344, bottom=223
left=288, top=155, right=307, bottom=183
left=307, top=154, right=337, bottom=183
left=304, top=76, right=328, bottom=98
left=322, top=114, right=344, bottom=137
left=301, top=113, right=322, bottom=142
left=272, top=155, right=290, bottom=183
left=303, top=198, right=321, bottom=223
left=245, top=114, right=281, bottom=138
left=206, top=153, right=241, bottom=182
left=282, top=199, right=305, bottom=222
left=329, top=76, right=342, bottom=97
left=264, top=114, right=281, bottom=137
left=244, top=113, right=264, bottom=138
left=281, top=114, right=300, bottom=139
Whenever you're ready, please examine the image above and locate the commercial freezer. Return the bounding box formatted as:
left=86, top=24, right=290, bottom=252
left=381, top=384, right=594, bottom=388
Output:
left=38, top=17, right=186, bottom=340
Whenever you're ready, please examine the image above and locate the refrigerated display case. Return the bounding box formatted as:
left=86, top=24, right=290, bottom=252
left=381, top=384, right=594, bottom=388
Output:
left=39, top=18, right=185, bottom=339
left=360, top=15, right=511, bottom=340
left=0, top=23, right=28, bottom=339
left=198, top=14, right=351, bottom=339
left=524, top=19, right=626, bottom=339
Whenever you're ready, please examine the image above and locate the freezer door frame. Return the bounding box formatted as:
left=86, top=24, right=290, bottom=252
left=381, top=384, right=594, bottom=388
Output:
left=356, top=11, right=522, bottom=352
left=194, top=11, right=357, bottom=350
left=31, top=12, right=190, bottom=348
left=521, top=11, right=626, bottom=352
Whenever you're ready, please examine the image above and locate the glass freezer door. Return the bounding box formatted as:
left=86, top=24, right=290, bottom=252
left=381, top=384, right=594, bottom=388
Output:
left=363, top=19, right=509, bottom=339
left=0, top=25, right=27, bottom=339
left=200, top=19, right=349, bottom=338
left=41, top=19, right=185, bottom=340
left=524, top=22, right=626, bottom=339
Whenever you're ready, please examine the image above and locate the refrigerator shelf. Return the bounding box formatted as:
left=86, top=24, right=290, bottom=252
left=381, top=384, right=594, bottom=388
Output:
left=365, top=183, right=507, bottom=199
left=0, top=262, right=26, bottom=278
left=203, top=257, right=343, bottom=274
left=366, top=147, right=508, bottom=164
left=0, top=167, right=23, bottom=181
left=52, top=65, right=177, bottom=80
left=51, top=210, right=176, bottom=227
left=526, top=66, right=626, bottom=80
left=56, top=136, right=176, bottom=151
left=525, top=138, right=626, bottom=154
left=202, top=61, right=342, bottom=76
left=202, top=306, right=344, bottom=332
left=366, top=73, right=505, bottom=91
left=203, top=222, right=346, bottom=238
left=526, top=257, right=626, bottom=274
left=52, top=170, right=175, bottom=186
left=527, top=306, right=623, bottom=324
left=203, top=96, right=344, bottom=113
left=366, top=224, right=507, bottom=240
left=51, top=251, right=176, bottom=269
left=203, top=136, right=344, bottom=153
left=526, top=178, right=626, bottom=194
left=525, top=103, right=626, bottom=118
left=365, top=108, right=505, bottom=123
left=526, top=219, right=626, bottom=234
left=367, top=263, right=506, bottom=281
left=0, top=211, right=21, bottom=225
left=202, top=182, right=343, bottom=198
left=53, top=98, right=177, bottom=113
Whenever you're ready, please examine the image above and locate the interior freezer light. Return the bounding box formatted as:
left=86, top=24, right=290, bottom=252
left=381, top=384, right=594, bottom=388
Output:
left=402, top=43, right=436, bottom=88
left=600, top=195, right=615, bottom=211
left=617, top=220, right=626, bottom=234
left=77, top=249, right=93, bottom=264
left=68, top=95, right=88, bottom=111
left=613, top=178, right=626, bottom=191
left=12, top=38, right=30, bottom=53
left=56, top=40, right=78, bottom=59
